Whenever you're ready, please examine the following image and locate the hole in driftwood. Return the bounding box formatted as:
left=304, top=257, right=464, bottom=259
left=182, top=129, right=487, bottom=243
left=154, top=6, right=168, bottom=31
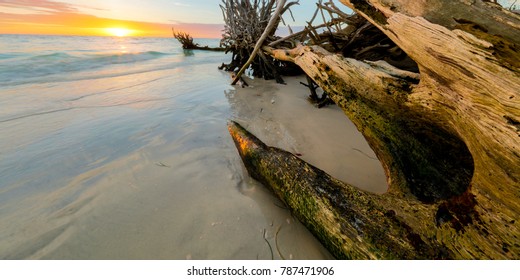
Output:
left=396, top=123, right=475, bottom=203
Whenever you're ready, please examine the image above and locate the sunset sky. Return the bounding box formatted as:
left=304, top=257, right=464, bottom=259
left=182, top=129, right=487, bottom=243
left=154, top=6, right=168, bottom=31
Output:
left=0, top=0, right=319, bottom=38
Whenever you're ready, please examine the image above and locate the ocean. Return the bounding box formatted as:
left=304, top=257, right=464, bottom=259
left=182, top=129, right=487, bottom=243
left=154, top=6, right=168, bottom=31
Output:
left=0, top=35, right=332, bottom=259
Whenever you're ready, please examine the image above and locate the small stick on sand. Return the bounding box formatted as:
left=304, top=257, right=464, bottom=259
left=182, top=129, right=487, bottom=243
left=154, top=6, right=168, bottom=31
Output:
left=275, top=226, right=286, bottom=260
left=262, top=229, right=274, bottom=260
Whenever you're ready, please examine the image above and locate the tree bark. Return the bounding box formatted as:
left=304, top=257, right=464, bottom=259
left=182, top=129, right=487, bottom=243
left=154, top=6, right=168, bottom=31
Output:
left=228, top=121, right=452, bottom=259
left=234, top=0, right=520, bottom=259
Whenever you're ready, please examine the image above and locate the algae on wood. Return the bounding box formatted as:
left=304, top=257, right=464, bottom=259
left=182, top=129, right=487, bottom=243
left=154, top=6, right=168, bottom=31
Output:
left=228, top=121, right=452, bottom=259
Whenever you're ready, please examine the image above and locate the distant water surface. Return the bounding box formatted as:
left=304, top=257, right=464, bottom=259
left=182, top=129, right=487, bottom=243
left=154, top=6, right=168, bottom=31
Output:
left=0, top=35, right=332, bottom=259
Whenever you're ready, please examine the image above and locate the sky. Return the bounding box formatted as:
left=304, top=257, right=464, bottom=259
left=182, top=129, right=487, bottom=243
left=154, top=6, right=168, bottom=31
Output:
left=0, top=0, right=322, bottom=38
left=2, top=0, right=515, bottom=38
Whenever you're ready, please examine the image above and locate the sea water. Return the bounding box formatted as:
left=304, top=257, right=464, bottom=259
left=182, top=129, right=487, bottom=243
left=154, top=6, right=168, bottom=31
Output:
left=0, top=35, right=332, bottom=259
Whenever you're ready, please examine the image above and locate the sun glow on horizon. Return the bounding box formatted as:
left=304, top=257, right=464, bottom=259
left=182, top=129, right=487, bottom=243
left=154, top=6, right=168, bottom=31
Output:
left=105, top=27, right=134, bottom=37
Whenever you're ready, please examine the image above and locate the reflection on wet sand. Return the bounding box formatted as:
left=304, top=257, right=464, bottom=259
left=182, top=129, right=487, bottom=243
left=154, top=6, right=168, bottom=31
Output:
left=0, top=64, right=333, bottom=259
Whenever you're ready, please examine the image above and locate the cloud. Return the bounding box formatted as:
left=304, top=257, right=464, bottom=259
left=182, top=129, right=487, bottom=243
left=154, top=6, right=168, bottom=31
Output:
left=0, top=0, right=107, bottom=15
left=171, top=23, right=224, bottom=38
left=0, top=0, right=78, bottom=13
left=173, top=2, right=191, bottom=7
left=0, top=0, right=223, bottom=37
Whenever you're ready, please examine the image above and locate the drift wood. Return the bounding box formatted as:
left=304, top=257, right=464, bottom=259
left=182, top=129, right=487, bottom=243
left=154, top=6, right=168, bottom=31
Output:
left=232, top=0, right=287, bottom=85
left=228, top=121, right=452, bottom=259
left=229, top=0, right=519, bottom=259
left=219, top=0, right=301, bottom=83
left=172, top=28, right=224, bottom=51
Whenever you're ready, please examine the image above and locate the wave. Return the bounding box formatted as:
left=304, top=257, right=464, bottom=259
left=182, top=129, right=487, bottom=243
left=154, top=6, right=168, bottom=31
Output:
left=88, top=51, right=169, bottom=65
left=30, top=52, right=74, bottom=60
left=0, top=52, right=227, bottom=87
left=33, top=50, right=168, bottom=62
left=0, top=53, right=23, bottom=60
left=0, top=51, right=171, bottom=85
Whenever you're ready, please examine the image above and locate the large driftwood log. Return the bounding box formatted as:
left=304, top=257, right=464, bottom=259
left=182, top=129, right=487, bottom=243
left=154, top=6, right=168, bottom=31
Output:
left=229, top=121, right=452, bottom=259
left=229, top=0, right=520, bottom=259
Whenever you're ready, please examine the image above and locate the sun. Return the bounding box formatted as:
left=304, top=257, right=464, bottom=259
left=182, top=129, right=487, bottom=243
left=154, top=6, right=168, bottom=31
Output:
left=105, top=27, right=133, bottom=37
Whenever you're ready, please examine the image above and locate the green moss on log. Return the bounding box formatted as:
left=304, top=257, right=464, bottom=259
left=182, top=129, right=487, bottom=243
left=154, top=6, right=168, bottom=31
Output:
left=311, top=61, right=474, bottom=203
left=228, top=121, right=454, bottom=259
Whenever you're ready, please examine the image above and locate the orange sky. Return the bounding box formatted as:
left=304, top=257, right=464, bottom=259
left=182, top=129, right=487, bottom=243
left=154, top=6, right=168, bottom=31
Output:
left=0, top=0, right=224, bottom=38
left=0, top=0, right=320, bottom=38
left=0, top=13, right=224, bottom=38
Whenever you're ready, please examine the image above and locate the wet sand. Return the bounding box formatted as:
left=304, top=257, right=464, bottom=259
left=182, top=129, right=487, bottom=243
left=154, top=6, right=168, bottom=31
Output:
left=0, top=64, right=386, bottom=259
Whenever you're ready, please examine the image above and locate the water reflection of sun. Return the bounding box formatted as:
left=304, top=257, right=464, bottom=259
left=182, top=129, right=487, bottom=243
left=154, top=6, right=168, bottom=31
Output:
left=105, top=27, right=133, bottom=37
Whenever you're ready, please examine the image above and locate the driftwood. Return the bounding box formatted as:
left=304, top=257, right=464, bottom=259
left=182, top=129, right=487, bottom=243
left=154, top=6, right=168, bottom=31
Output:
left=229, top=121, right=452, bottom=259
left=219, top=0, right=301, bottom=83
left=172, top=28, right=225, bottom=51
left=300, top=75, right=334, bottom=107
left=273, top=1, right=418, bottom=106
left=229, top=0, right=520, bottom=259
left=295, top=1, right=419, bottom=71
left=232, top=0, right=287, bottom=85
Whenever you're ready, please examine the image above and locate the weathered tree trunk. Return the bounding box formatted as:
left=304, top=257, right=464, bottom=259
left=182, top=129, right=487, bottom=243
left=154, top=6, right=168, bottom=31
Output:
left=229, top=121, right=453, bottom=259
left=229, top=0, right=520, bottom=259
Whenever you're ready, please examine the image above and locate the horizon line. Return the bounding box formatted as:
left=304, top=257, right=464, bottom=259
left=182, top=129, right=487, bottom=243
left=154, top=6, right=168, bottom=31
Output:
left=0, top=32, right=224, bottom=39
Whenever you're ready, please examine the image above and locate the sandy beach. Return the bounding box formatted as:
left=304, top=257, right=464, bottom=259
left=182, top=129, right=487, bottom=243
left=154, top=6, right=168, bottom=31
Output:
left=2, top=0, right=518, bottom=264
left=0, top=36, right=386, bottom=259
left=226, top=75, right=387, bottom=194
